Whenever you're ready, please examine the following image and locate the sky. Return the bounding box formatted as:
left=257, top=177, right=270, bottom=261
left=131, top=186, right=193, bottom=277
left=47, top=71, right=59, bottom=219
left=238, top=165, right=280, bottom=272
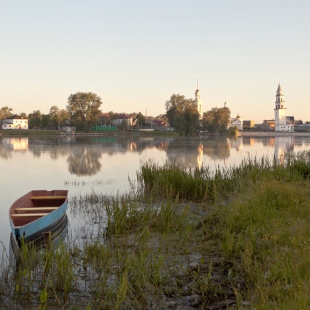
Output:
left=1, top=0, right=310, bottom=123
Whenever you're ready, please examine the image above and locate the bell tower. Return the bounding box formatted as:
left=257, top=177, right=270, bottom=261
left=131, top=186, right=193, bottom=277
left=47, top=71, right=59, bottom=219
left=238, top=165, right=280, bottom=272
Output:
left=274, top=84, right=287, bottom=131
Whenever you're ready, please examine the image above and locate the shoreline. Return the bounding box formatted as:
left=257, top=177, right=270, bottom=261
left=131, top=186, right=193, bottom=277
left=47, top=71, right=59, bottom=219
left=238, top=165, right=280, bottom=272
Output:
left=242, top=131, right=310, bottom=137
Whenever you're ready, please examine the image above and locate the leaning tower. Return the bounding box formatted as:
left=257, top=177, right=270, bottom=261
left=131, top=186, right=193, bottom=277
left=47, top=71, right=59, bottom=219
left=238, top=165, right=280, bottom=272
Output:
left=274, top=84, right=287, bottom=131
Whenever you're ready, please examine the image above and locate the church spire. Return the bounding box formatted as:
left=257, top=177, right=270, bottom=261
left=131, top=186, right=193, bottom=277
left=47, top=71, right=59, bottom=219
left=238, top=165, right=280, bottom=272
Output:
left=197, top=79, right=199, bottom=90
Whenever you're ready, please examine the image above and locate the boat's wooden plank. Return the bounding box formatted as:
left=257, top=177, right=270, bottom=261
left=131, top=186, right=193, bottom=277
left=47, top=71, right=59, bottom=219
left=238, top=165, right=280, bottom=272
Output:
left=15, top=207, right=58, bottom=212
left=11, top=213, right=49, bottom=218
left=30, top=196, right=66, bottom=200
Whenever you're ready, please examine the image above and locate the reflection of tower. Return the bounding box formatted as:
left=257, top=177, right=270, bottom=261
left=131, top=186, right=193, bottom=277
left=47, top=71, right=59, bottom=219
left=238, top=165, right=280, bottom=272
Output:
left=274, top=136, right=294, bottom=165
left=228, top=137, right=243, bottom=152
left=197, top=143, right=203, bottom=169
left=274, top=84, right=294, bottom=132
left=195, top=79, right=203, bottom=119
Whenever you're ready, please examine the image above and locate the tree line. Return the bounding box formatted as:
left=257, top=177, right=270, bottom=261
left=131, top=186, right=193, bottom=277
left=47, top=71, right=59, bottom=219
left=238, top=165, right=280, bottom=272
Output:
left=1, top=91, right=232, bottom=135
left=165, top=94, right=231, bottom=135
left=0, top=92, right=139, bottom=131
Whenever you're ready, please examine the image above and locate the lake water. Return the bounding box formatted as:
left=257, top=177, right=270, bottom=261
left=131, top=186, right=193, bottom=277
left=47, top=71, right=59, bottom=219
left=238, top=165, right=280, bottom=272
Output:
left=1, top=134, right=310, bottom=251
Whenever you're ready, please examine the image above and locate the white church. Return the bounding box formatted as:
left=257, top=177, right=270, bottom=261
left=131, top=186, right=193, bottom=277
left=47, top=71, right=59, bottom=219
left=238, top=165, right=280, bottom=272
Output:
left=274, top=84, right=294, bottom=132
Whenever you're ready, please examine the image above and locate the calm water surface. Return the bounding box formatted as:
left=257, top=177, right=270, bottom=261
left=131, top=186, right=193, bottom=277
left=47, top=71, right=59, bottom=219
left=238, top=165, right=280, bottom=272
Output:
left=1, top=134, right=310, bottom=251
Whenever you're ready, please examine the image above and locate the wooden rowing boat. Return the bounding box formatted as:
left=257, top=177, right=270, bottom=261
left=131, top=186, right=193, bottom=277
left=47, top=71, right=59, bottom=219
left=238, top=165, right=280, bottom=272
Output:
left=9, top=190, right=68, bottom=245
left=10, top=215, right=69, bottom=262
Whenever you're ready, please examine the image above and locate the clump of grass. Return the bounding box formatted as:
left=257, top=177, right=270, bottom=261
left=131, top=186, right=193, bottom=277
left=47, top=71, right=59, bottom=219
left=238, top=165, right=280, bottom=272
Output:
left=138, top=152, right=310, bottom=203
left=210, top=159, right=310, bottom=307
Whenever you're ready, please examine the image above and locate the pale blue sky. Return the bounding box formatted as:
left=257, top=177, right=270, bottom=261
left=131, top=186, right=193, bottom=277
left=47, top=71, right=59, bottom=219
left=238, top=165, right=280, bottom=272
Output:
left=1, top=0, right=309, bottom=123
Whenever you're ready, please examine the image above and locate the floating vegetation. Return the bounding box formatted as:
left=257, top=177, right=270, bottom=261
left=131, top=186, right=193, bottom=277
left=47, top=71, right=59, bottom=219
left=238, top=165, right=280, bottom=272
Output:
left=64, top=178, right=116, bottom=187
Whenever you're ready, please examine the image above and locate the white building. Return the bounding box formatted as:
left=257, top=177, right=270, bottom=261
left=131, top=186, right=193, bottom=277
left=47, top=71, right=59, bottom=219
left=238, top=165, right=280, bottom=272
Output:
left=195, top=80, right=203, bottom=119
left=229, top=114, right=243, bottom=131
left=0, top=115, right=28, bottom=130
left=274, top=84, right=294, bottom=132
left=112, top=115, right=135, bottom=127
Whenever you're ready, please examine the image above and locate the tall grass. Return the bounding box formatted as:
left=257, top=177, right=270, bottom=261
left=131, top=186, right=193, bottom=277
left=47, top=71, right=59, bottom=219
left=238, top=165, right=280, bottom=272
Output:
left=139, top=152, right=310, bottom=203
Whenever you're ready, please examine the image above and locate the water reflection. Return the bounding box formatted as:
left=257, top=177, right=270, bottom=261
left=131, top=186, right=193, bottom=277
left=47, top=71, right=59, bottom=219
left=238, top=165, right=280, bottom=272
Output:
left=2, top=137, right=28, bottom=151
left=67, top=146, right=102, bottom=176
left=242, top=136, right=295, bottom=164
left=0, top=135, right=310, bottom=175
left=274, top=136, right=294, bottom=164
left=204, top=138, right=231, bottom=160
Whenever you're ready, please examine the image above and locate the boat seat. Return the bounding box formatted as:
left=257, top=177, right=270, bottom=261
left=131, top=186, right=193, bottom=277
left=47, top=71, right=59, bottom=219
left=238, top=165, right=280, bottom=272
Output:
left=11, top=213, right=49, bottom=218
left=15, top=207, right=58, bottom=212
left=30, top=196, right=67, bottom=200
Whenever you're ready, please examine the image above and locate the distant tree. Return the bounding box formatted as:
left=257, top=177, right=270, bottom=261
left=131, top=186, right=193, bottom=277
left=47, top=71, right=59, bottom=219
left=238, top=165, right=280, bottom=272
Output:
left=202, top=107, right=231, bottom=133
left=117, top=119, right=128, bottom=132
left=227, top=126, right=238, bottom=136
left=49, top=106, right=70, bottom=129
left=42, top=114, right=52, bottom=129
left=20, top=112, right=28, bottom=118
left=28, top=110, right=42, bottom=129
left=59, top=109, right=70, bottom=126
left=98, top=113, right=111, bottom=126
left=67, top=92, right=102, bottom=131
left=107, top=111, right=116, bottom=120
left=49, top=106, right=60, bottom=128
left=155, top=114, right=168, bottom=123
left=0, top=106, right=13, bottom=119
left=135, top=112, right=146, bottom=127
left=165, top=94, right=199, bottom=136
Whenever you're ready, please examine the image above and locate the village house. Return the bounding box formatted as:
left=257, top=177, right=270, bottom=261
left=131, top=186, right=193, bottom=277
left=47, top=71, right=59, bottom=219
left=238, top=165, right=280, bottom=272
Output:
left=112, top=114, right=136, bottom=127
left=261, top=120, right=275, bottom=130
left=228, top=114, right=243, bottom=131
left=0, top=115, right=28, bottom=130
left=243, top=120, right=255, bottom=128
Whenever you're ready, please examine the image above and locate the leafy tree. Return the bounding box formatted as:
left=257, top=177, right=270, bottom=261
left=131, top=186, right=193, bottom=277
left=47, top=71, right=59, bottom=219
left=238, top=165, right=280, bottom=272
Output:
left=49, top=106, right=70, bottom=129
left=155, top=114, right=168, bottom=124
left=42, top=114, right=52, bottom=129
left=202, top=107, right=231, bottom=133
left=227, top=126, right=238, bottom=136
left=98, top=113, right=111, bottom=126
left=20, top=112, right=28, bottom=118
left=165, top=94, right=199, bottom=136
left=28, top=110, right=42, bottom=129
left=59, top=109, right=70, bottom=126
left=67, top=92, right=102, bottom=131
left=49, top=105, right=60, bottom=128
left=135, top=112, right=146, bottom=127
left=120, top=119, right=128, bottom=131
left=0, top=106, right=13, bottom=119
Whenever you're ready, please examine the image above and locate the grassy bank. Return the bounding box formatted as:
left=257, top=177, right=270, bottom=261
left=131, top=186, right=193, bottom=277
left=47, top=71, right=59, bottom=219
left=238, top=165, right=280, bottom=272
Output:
left=1, top=152, right=310, bottom=308
left=140, top=151, right=310, bottom=308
